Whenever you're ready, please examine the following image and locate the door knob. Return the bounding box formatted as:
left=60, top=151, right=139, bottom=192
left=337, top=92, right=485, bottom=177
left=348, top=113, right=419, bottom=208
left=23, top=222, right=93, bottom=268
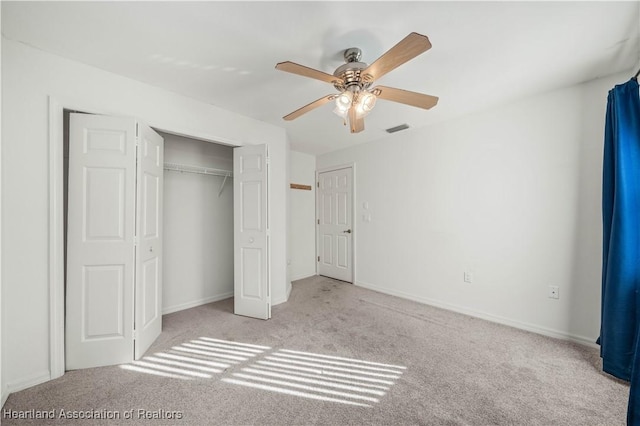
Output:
left=343, top=229, right=352, bottom=234
left=149, top=246, right=153, bottom=252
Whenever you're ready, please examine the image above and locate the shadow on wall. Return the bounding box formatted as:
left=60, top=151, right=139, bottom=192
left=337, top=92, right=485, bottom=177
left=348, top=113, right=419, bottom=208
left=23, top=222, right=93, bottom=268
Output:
left=567, top=77, right=615, bottom=346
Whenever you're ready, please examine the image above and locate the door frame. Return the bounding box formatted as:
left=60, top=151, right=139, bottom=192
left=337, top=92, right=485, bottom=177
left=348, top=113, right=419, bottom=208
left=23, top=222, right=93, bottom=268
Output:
left=315, top=163, right=356, bottom=284
left=47, top=95, right=241, bottom=380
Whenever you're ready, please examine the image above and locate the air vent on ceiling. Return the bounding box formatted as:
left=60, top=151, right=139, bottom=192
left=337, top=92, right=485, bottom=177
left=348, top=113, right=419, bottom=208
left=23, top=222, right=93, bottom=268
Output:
left=385, top=123, right=410, bottom=133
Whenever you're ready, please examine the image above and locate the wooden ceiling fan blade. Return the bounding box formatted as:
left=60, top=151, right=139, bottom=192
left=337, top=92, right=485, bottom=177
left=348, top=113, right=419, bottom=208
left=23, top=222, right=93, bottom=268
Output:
left=363, top=33, right=432, bottom=82
left=283, top=94, right=336, bottom=121
left=275, top=61, right=339, bottom=84
left=373, top=86, right=439, bottom=109
left=348, top=106, right=365, bottom=133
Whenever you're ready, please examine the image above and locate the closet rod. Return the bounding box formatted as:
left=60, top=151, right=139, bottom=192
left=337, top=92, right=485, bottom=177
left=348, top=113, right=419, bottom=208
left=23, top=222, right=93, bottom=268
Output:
left=163, top=162, right=233, bottom=178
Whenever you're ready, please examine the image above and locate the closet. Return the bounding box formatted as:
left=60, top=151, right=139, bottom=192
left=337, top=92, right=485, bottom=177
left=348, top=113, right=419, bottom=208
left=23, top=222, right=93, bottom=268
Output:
left=160, top=132, right=234, bottom=314
left=63, top=114, right=235, bottom=370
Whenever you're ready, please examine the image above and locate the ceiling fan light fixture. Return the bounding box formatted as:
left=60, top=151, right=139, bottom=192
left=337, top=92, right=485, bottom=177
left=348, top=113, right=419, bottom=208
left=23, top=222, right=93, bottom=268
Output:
left=356, top=92, right=376, bottom=116
left=275, top=32, right=437, bottom=133
left=332, top=107, right=348, bottom=121
left=335, top=92, right=352, bottom=112
left=333, top=92, right=352, bottom=120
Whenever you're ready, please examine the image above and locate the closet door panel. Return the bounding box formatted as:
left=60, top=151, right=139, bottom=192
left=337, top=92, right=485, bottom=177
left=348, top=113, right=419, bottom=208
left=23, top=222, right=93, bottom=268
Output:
left=134, top=123, right=164, bottom=359
left=66, top=114, right=136, bottom=370
left=66, top=114, right=164, bottom=369
left=234, top=144, right=270, bottom=320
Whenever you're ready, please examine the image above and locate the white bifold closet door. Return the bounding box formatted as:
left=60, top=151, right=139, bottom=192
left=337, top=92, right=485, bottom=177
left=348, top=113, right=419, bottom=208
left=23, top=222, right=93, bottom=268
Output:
left=233, top=144, right=271, bottom=320
left=66, top=113, right=163, bottom=370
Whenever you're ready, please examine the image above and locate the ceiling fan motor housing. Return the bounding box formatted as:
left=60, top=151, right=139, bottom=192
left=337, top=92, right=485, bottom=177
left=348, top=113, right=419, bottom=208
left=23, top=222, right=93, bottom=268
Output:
left=343, top=47, right=362, bottom=62
left=333, top=61, right=373, bottom=93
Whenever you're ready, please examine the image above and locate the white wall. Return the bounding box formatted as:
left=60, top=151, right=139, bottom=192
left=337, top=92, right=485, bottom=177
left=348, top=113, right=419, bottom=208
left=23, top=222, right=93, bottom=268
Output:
left=0, top=5, right=4, bottom=410
left=1, top=37, right=289, bottom=397
left=318, top=71, right=629, bottom=344
left=271, top=138, right=291, bottom=305
left=289, top=151, right=317, bottom=281
left=161, top=133, right=234, bottom=314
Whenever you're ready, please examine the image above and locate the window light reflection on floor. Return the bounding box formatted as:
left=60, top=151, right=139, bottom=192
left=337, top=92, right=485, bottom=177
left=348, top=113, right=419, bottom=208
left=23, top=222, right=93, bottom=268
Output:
left=232, top=372, right=380, bottom=403
left=120, top=337, right=270, bottom=380
left=245, top=363, right=390, bottom=390
left=120, top=338, right=405, bottom=406
left=223, top=348, right=406, bottom=407
left=240, top=367, right=386, bottom=396
left=253, top=359, right=395, bottom=385
left=262, top=355, right=402, bottom=379
left=221, top=378, right=372, bottom=407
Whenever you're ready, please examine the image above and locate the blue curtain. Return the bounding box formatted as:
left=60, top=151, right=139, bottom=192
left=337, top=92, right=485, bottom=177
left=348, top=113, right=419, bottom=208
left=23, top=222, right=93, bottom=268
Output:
left=600, top=77, right=640, bottom=424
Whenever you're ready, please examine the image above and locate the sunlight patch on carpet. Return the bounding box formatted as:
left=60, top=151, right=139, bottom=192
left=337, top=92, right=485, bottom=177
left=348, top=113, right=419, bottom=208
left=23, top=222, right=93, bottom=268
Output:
left=120, top=338, right=405, bottom=406
left=119, top=338, right=271, bottom=380
left=221, top=378, right=372, bottom=407
left=222, top=348, right=406, bottom=407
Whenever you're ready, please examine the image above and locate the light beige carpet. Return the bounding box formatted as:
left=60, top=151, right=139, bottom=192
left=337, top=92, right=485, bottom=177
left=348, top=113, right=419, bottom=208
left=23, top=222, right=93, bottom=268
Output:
left=2, top=276, right=630, bottom=425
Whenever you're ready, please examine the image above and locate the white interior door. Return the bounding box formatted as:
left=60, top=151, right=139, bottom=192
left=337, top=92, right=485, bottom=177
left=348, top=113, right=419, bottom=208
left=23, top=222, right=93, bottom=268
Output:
left=66, top=113, right=164, bottom=370
left=233, top=144, right=270, bottom=320
left=66, top=114, right=137, bottom=370
left=317, top=167, right=353, bottom=282
left=134, top=123, right=164, bottom=359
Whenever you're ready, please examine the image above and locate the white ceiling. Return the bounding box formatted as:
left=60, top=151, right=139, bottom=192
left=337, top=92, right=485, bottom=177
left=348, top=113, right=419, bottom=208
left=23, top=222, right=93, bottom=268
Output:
left=3, top=1, right=639, bottom=155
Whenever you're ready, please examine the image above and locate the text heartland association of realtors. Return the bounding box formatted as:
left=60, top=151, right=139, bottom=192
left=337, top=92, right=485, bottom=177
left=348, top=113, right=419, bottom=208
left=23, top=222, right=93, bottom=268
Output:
left=2, top=408, right=184, bottom=420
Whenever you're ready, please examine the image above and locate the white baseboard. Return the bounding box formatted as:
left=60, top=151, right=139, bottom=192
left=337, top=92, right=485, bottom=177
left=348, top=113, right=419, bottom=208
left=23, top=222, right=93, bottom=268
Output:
left=5, top=371, right=51, bottom=397
left=291, top=272, right=317, bottom=282
left=272, top=282, right=293, bottom=306
left=291, top=273, right=316, bottom=282
left=162, top=292, right=233, bottom=315
left=355, top=280, right=598, bottom=348
left=287, top=281, right=293, bottom=298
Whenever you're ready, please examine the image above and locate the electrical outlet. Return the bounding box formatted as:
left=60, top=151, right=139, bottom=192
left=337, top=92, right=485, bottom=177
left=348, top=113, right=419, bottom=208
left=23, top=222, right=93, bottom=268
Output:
left=464, top=272, right=473, bottom=283
left=548, top=286, right=560, bottom=299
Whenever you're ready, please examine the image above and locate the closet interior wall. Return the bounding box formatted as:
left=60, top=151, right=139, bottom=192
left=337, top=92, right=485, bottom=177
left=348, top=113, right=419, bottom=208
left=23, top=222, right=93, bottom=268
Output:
left=160, top=132, right=234, bottom=314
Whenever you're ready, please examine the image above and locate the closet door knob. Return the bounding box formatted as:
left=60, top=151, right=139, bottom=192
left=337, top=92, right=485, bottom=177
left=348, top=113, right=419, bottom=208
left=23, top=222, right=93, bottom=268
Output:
left=249, top=237, right=255, bottom=244
left=149, top=246, right=153, bottom=252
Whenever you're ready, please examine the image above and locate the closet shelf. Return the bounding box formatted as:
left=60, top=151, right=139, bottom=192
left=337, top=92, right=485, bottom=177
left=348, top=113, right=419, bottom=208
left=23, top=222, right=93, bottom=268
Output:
left=163, top=162, right=233, bottom=197
left=163, top=162, right=233, bottom=178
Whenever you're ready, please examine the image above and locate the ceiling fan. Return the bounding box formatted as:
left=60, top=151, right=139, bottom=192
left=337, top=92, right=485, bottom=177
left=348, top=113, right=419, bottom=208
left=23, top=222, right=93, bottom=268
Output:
left=275, top=32, right=439, bottom=134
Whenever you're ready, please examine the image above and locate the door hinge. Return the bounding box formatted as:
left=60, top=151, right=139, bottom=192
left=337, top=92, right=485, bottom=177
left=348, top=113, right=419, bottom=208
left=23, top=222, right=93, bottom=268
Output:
left=317, top=256, right=320, bottom=262
left=317, top=182, right=319, bottom=188
left=317, top=219, right=320, bottom=225
left=133, top=330, right=138, bottom=340
left=133, top=236, right=138, bottom=246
